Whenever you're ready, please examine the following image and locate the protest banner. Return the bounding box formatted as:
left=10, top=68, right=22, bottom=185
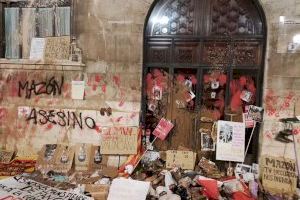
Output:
left=0, top=176, right=91, bottom=200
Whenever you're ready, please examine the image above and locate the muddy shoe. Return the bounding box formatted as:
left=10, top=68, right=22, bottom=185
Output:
left=275, top=131, right=293, bottom=143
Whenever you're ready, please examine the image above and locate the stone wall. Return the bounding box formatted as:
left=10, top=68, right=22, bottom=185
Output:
left=259, top=0, right=300, bottom=163
left=0, top=0, right=154, bottom=156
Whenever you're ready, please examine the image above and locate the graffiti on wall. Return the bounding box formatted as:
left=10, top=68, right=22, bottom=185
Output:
left=26, top=108, right=96, bottom=130
left=18, top=76, right=64, bottom=99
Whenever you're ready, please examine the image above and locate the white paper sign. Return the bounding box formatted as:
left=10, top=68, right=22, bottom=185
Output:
left=29, top=38, right=46, bottom=60
left=107, top=178, right=150, bottom=200
left=72, top=81, right=85, bottom=100
left=0, top=176, right=92, bottom=200
left=216, top=120, right=245, bottom=162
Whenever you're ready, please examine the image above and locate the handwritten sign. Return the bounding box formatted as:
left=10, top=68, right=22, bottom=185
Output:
left=152, top=118, right=174, bottom=140
left=0, top=176, right=92, bottom=200
left=262, top=156, right=297, bottom=194
left=166, top=150, right=196, bottom=170
left=101, top=127, right=139, bottom=155
left=216, top=121, right=245, bottom=162
left=107, top=178, right=150, bottom=200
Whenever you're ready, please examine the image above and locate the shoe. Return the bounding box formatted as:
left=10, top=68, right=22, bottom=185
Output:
left=280, top=117, right=300, bottom=123
left=275, top=131, right=293, bottom=143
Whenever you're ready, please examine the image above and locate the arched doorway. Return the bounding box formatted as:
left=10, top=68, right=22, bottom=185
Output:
left=142, top=0, right=266, bottom=162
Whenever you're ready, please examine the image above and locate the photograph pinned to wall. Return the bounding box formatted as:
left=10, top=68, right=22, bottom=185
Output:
left=152, top=85, right=162, bottom=100
left=147, top=99, right=157, bottom=112
left=252, top=163, right=259, bottom=179
left=216, top=121, right=245, bottom=162
left=247, top=105, right=264, bottom=122
left=211, top=80, right=219, bottom=89
left=185, top=90, right=196, bottom=102
left=235, top=163, right=252, bottom=176
left=201, top=132, right=215, bottom=151
left=184, top=79, right=193, bottom=89
left=243, top=106, right=255, bottom=128
left=240, top=90, right=253, bottom=102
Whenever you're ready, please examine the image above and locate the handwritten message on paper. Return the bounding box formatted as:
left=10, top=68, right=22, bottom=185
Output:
left=101, top=127, right=139, bottom=155
left=216, top=121, right=245, bottom=162
left=166, top=150, right=196, bottom=170
left=262, top=156, right=297, bottom=194
left=0, top=176, right=92, bottom=200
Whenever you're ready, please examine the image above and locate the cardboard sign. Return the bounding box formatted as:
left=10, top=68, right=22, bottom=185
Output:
left=262, top=156, right=297, bottom=194
left=166, top=150, right=196, bottom=170
left=44, top=36, right=70, bottom=60
left=152, top=118, right=174, bottom=140
left=216, top=121, right=245, bottom=162
left=101, top=127, right=139, bottom=155
left=0, top=176, right=92, bottom=199
left=247, top=105, right=264, bottom=122
left=0, top=150, right=14, bottom=164
left=54, top=145, right=75, bottom=174
left=90, top=146, right=104, bottom=170
left=107, top=178, right=150, bottom=200
left=75, top=143, right=92, bottom=171
left=36, top=144, right=59, bottom=171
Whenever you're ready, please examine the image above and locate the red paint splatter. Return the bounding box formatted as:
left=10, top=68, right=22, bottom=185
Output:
left=190, top=75, right=197, bottom=85
left=95, top=125, right=102, bottom=133
left=176, top=74, right=185, bottom=83
left=130, top=113, right=137, bottom=119
left=101, top=85, right=106, bottom=93
left=239, top=76, right=247, bottom=87
left=34, top=97, right=40, bottom=103
left=113, top=75, right=121, bottom=88
left=203, top=75, right=210, bottom=83
left=95, top=75, right=102, bottom=83
left=116, top=117, right=123, bottom=123
left=45, top=123, right=53, bottom=131
left=219, top=74, right=227, bottom=86
left=92, top=85, right=97, bottom=91
left=0, top=108, right=8, bottom=120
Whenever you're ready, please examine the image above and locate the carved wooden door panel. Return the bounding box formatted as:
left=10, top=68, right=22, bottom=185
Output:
left=143, top=0, right=266, bottom=158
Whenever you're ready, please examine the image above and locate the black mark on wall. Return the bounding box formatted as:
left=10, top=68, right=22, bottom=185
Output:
left=18, top=76, right=64, bottom=99
left=27, top=108, right=96, bottom=130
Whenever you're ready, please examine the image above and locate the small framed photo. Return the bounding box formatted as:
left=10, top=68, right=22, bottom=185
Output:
left=185, top=79, right=193, bottom=89
left=152, top=85, right=162, bottom=100
left=201, top=133, right=215, bottom=151
left=240, top=90, right=253, bottom=102
left=235, top=163, right=252, bottom=176
left=211, top=81, right=220, bottom=89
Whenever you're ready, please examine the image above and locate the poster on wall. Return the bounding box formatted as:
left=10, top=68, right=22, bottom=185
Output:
left=262, top=156, right=297, bottom=194
left=216, top=120, right=245, bottom=162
